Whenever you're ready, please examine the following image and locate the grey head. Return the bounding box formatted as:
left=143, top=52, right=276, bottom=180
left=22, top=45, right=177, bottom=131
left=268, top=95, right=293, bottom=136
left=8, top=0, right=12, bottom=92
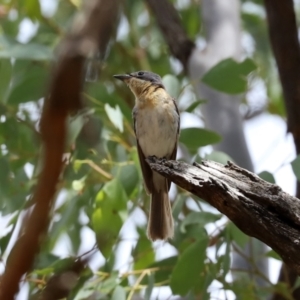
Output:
left=113, top=70, right=163, bottom=86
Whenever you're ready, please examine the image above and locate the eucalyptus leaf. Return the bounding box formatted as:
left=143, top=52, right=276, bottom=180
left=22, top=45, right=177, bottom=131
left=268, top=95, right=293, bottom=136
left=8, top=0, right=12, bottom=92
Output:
left=185, top=99, right=206, bottom=113
left=204, top=151, right=233, bottom=165
left=180, top=127, right=221, bottom=152
left=7, top=64, right=48, bottom=104
left=0, top=36, right=52, bottom=60
left=180, top=211, right=222, bottom=233
left=202, top=58, right=256, bottom=94
left=111, top=286, right=126, bottom=300
left=227, top=222, right=249, bottom=248
left=258, top=171, right=276, bottom=184
left=133, top=228, right=155, bottom=270
left=162, top=74, right=180, bottom=98
left=104, top=103, right=124, bottom=132
left=291, top=155, right=300, bottom=181
left=170, top=236, right=208, bottom=295
left=0, top=60, right=12, bottom=103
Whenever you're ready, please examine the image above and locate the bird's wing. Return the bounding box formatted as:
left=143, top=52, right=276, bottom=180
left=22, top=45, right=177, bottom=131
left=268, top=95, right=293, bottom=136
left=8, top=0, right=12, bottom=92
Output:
left=167, top=98, right=180, bottom=191
left=136, top=141, right=153, bottom=194
left=133, top=107, right=153, bottom=195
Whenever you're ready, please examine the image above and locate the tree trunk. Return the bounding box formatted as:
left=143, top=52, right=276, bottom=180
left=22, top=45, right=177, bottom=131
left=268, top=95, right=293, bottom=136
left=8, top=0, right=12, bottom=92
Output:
left=187, top=0, right=268, bottom=285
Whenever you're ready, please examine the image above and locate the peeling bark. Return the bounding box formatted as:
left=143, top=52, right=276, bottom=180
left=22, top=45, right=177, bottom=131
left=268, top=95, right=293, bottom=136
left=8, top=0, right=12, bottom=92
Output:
left=146, top=157, right=300, bottom=275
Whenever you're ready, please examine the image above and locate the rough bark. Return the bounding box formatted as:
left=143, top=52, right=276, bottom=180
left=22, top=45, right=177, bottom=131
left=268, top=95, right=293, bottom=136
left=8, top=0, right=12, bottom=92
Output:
left=264, top=0, right=300, bottom=298
left=0, top=1, right=120, bottom=299
left=264, top=0, right=300, bottom=153
left=146, top=157, right=300, bottom=275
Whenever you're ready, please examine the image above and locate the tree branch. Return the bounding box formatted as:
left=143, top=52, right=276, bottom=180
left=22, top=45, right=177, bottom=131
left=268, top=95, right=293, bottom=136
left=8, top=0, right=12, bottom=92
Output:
left=145, top=0, right=195, bottom=69
left=0, top=1, right=120, bottom=299
left=263, top=1, right=300, bottom=297
left=146, top=157, right=300, bottom=275
left=264, top=0, right=300, bottom=153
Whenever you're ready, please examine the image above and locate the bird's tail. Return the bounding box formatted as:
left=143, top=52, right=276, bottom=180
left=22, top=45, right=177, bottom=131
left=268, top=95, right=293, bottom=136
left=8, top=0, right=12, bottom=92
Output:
left=147, top=183, right=174, bottom=241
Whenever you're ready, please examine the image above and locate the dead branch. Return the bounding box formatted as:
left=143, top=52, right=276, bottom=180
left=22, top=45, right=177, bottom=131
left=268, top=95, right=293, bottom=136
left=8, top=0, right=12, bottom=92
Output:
left=146, top=157, right=300, bottom=275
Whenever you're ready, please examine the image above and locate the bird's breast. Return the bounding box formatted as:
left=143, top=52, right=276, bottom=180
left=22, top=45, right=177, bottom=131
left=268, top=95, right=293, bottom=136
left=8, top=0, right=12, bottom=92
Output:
left=134, top=96, right=179, bottom=158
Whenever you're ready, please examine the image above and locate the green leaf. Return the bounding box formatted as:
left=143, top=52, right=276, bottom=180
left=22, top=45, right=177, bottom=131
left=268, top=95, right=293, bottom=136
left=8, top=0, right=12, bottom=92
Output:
left=258, top=171, right=276, bottom=184
left=133, top=228, right=155, bottom=270
left=24, top=0, right=42, bottom=19
left=51, top=257, right=76, bottom=273
left=68, top=267, right=94, bottom=299
left=0, top=230, right=13, bottom=254
left=204, top=151, right=233, bottom=165
left=265, top=249, right=281, bottom=261
left=144, top=274, right=154, bottom=300
left=141, top=256, right=178, bottom=285
left=185, top=100, right=206, bottom=113
left=230, top=277, right=257, bottom=300
left=291, top=155, right=300, bottom=181
left=202, top=58, right=256, bottom=94
left=104, top=104, right=124, bottom=132
left=34, top=253, right=60, bottom=270
left=170, top=237, right=208, bottom=295
left=101, top=179, right=127, bottom=212
left=93, top=179, right=127, bottom=258
left=99, top=271, right=119, bottom=294
left=0, top=36, right=52, bottom=60
left=181, top=7, right=201, bottom=38
left=293, top=277, right=300, bottom=290
left=194, top=263, right=215, bottom=296
left=172, top=195, right=187, bottom=220
left=0, top=59, right=12, bottom=103
left=227, top=222, right=249, bottom=248
left=273, top=282, right=294, bottom=300
left=87, top=83, right=132, bottom=122
left=7, top=64, right=48, bottom=104
left=180, top=211, right=222, bottom=233
left=111, top=286, right=126, bottom=300
left=118, top=164, right=139, bottom=197
left=162, top=74, right=180, bottom=98
left=67, top=109, right=94, bottom=146
left=179, top=128, right=221, bottom=152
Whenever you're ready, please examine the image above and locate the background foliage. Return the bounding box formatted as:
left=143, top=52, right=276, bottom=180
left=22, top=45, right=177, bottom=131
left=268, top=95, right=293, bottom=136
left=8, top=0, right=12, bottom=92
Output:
left=0, top=0, right=299, bottom=299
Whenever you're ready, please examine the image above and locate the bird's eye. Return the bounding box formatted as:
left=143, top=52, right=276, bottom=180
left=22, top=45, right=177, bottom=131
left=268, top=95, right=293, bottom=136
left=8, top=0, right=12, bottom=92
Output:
left=138, top=71, right=144, bottom=76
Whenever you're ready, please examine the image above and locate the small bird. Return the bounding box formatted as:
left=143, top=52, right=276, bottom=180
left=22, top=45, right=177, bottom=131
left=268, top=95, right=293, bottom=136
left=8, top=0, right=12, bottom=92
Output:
left=114, top=71, right=180, bottom=241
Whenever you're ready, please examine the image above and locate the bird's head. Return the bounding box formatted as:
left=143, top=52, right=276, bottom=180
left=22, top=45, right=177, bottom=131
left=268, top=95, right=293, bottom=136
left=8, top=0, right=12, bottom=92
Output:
left=113, top=71, right=164, bottom=98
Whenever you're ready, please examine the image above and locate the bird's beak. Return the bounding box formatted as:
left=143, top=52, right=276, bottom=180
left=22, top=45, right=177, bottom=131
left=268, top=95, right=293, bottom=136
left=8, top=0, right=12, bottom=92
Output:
left=113, top=74, right=131, bottom=81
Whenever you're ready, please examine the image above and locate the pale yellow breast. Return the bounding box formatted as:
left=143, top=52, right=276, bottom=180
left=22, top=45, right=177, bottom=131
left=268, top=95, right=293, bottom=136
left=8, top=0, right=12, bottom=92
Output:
left=134, top=90, right=179, bottom=158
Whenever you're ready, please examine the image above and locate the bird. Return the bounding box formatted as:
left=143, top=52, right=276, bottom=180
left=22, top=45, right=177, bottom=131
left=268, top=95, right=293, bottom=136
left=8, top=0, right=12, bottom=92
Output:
left=113, top=71, right=180, bottom=241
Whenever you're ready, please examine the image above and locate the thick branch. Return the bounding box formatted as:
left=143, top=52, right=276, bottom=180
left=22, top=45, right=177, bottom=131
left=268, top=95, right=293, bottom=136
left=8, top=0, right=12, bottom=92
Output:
left=264, top=1, right=300, bottom=297
left=0, top=1, right=120, bottom=299
left=145, top=0, right=195, bottom=69
left=264, top=0, right=300, bottom=153
left=146, top=157, right=300, bottom=275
